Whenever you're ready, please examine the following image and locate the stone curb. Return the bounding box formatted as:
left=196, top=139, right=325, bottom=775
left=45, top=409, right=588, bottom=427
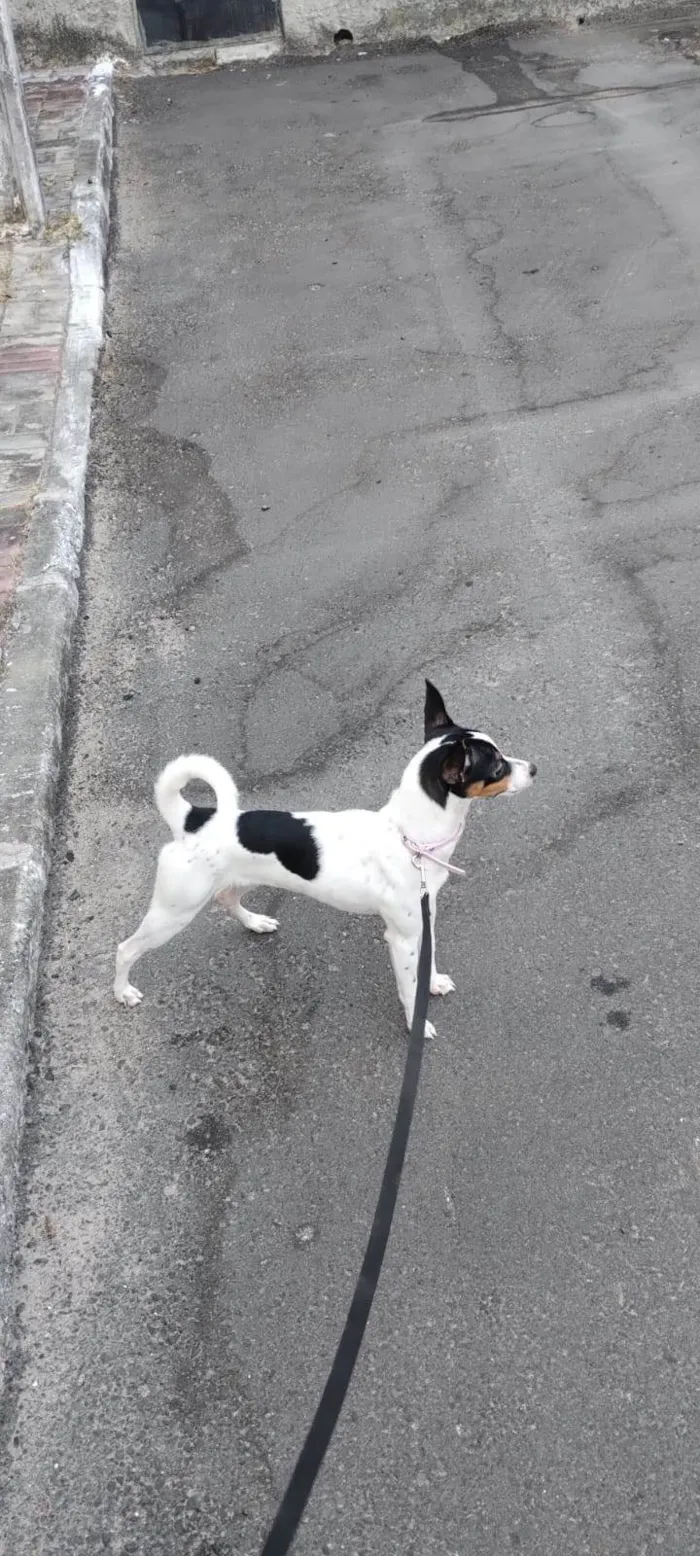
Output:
left=0, top=60, right=114, bottom=1383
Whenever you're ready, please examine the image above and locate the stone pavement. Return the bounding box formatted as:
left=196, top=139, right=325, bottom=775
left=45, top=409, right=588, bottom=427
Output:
left=0, top=75, right=87, bottom=669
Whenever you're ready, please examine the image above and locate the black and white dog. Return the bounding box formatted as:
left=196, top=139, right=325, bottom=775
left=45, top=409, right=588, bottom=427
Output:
left=114, top=681, right=536, bottom=1036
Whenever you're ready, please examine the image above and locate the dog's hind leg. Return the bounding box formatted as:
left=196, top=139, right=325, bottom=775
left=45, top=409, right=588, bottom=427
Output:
left=114, top=844, right=214, bottom=1007
left=214, top=888, right=278, bottom=935
left=428, top=888, right=455, bottom=997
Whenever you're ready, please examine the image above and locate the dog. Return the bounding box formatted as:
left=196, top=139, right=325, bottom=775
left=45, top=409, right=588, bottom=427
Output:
left=114, top=680, right=536, bottom=1036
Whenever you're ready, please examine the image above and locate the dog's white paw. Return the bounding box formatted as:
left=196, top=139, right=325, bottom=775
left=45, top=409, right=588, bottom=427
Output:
left=406, top=1016, right=437, bottom=1040
left=431, top=973, right=456, bottom=997
left=115, top=983, right=143, bottom=1007
left=247, top=914, right=279, bottom=934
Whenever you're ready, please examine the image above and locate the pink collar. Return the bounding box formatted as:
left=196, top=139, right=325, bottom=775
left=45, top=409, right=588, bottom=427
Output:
left=401, top=823, right=466, bottom=879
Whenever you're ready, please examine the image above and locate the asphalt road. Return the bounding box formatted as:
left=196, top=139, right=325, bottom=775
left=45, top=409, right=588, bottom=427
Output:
left=4, top=22, right=700, bottom=1556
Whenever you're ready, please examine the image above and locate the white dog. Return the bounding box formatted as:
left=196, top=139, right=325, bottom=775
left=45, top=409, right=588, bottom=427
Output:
left=114, top=681, right=536, bottom=1036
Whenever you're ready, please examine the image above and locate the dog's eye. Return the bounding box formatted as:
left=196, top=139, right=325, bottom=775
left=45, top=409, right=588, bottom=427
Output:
left=492, top=760, right=506, bottom=780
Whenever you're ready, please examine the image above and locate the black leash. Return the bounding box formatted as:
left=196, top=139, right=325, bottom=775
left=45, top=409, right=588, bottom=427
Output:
left=259, top=887, right=433, bottom=1556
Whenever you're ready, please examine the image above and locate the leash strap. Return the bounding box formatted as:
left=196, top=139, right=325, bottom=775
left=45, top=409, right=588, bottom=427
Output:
left=259, top=890, right=433, bottom=1556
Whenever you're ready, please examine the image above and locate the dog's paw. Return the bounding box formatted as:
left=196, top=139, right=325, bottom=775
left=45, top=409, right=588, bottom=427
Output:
left=247, top=914, right=279, bottom=935
left=115, top=982, right=143, bottom=1007
left=406, top=1016, right=437, bottom=1040
left=430, top=973, right=455, bottom=997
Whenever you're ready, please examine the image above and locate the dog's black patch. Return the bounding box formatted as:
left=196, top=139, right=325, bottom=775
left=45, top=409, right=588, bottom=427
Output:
left=237, top=810, right=320, bottom=881
left=419, top=742, right=458, bottom=807
left=184, top=804, right=216, bottom=833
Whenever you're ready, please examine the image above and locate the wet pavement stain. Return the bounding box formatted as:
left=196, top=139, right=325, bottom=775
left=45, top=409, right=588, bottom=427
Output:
left=591, top=974, right=631, bottom=996
left=606, top=1010, right=631, bottom=1031
left=185, top=1113, right=233, bottom=1154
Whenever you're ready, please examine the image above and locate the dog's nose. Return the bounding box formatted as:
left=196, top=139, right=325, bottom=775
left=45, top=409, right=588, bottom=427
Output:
left=529, top=762, right=537, bottom=778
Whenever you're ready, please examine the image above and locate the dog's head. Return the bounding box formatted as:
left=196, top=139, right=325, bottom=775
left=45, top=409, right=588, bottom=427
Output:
left=419, top=680, right=536, bottom=808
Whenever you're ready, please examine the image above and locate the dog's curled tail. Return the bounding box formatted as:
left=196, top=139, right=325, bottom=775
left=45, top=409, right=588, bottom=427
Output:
left=154, top=755, right=240, bottom=837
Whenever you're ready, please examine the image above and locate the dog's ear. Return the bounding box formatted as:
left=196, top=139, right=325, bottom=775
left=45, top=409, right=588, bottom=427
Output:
left=441, top=741, right=470, bottom=787
left=425, top=679, right=454, bottom=740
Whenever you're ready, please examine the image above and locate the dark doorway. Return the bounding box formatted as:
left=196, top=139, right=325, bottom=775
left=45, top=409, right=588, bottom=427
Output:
left=138, top=0, right=279, bottom=44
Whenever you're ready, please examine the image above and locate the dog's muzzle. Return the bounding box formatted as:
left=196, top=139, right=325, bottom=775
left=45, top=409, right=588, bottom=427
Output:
left=508, top=758, right=537, bottom=792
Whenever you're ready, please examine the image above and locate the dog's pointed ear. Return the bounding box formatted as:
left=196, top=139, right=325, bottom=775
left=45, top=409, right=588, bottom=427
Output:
left=425, top=679, right=453, bottom=740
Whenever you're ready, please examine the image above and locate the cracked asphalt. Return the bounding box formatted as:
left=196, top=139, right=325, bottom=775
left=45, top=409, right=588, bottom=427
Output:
left=4, top=20, right=700, bottom=1555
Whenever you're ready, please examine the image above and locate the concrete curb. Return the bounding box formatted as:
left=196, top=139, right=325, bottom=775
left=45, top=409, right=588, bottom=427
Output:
left=144, top=35, right=284, bottom=70
left=0, top=60, right=114, bottom=1383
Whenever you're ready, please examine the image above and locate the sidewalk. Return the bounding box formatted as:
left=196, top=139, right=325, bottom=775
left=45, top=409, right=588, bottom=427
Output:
left=0, top=76, right=87, bottom=664
left=0, top=63, right=113, bottom=1379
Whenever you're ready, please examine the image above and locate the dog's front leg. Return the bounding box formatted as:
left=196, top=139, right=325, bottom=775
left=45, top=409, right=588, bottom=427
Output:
left=383, top=916, right=436, bottom=1041
left=428, top=888, right=455, bottom=997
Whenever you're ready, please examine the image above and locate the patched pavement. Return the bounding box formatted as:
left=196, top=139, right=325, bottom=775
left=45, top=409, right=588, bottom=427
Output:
left=4, top=23, right=700, bottom=1555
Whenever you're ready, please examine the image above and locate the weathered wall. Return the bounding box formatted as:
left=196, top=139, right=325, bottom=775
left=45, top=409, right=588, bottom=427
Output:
left=0, top=125, right=13, bottom=221
left=8, top=0, right=657, bottom=64
left=280, top=0, right=632, bottom=50
left=12, top=0, right=142, bottom=62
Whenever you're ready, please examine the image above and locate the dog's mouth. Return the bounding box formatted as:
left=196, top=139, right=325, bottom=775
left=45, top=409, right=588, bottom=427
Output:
left=465, top=775, right=512, bottom=799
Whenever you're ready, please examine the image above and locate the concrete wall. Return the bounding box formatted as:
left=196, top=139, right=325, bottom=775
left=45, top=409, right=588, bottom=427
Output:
left=0, top=123, right=13, bottom=221
left=8, top=0, right=624, bottom=60
left=280, top=0, right=586, bottom=49
left=12, top=0, right=142, bottom=62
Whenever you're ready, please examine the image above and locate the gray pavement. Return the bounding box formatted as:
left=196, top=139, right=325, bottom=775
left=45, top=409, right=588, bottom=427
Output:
left=4, top=22, right=700, bottom=1555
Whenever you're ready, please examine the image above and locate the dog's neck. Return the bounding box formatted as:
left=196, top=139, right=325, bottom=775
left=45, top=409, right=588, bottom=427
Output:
left=384, top=745, right=470, bottom=849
